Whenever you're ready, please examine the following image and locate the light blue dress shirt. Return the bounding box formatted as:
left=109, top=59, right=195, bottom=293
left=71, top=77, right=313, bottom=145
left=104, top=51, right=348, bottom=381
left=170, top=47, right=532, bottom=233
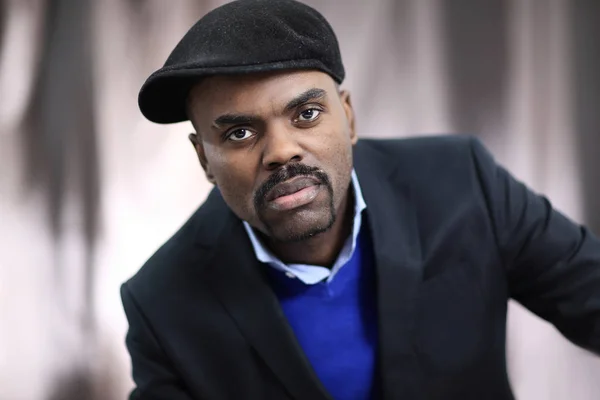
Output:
left=243, top=170, right=367, bottom=285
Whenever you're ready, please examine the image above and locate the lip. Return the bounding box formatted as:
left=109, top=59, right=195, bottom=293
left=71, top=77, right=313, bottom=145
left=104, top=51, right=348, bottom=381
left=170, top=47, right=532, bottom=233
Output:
left=266, top=176, right=322, bottom=211
left=265, top=176, right=322, bottom=201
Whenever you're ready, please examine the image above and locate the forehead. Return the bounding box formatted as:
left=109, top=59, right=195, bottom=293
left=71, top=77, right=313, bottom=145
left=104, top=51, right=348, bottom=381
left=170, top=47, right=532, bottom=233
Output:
left=187, top=70, right=337, bottom=120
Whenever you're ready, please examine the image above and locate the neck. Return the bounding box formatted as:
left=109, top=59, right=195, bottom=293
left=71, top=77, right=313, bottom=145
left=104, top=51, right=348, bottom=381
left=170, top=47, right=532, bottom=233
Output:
left=261, top=188, right=355, bottom=268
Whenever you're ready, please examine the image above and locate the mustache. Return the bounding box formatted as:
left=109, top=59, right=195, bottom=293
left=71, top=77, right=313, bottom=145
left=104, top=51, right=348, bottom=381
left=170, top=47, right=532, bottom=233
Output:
left=254, top=164, right=331, bottom=209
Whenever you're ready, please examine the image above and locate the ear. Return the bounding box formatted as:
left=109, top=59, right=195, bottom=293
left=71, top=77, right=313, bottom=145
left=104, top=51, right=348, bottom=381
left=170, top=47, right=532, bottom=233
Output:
left=189, top=133, right=216, bottom=185
left=339, top=90, right=358, bottom=145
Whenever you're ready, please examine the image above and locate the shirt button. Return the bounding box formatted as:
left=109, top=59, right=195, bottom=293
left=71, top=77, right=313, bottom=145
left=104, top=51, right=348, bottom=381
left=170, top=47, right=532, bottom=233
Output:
left=285, top=272, right=296, bottom=279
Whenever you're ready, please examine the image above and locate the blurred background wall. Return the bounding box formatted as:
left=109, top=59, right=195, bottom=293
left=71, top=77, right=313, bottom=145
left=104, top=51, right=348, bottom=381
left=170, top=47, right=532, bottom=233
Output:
left=0, top=0, right=598, bottom=399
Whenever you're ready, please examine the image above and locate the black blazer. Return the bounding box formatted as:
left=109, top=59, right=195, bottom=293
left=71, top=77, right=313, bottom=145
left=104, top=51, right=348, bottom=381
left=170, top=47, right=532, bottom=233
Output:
left=122, top=136, right=600, bottom=400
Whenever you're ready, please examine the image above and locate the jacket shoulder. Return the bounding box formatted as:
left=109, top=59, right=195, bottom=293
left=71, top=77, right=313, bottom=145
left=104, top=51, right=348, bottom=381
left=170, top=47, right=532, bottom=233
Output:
left=357, top=135, right=484, bottom=178
left=359, top=134, right=477, bottom=161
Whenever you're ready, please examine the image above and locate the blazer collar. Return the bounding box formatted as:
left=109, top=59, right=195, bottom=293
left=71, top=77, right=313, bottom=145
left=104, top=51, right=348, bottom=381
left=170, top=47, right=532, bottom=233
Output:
left=202, top=195, right=333, bottom=400
left=354, top=140, right=425, bottom=399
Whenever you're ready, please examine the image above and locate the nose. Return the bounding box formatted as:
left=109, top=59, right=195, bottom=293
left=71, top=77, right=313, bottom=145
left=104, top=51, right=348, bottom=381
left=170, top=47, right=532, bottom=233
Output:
left=261, top=124, right=304, bottom=170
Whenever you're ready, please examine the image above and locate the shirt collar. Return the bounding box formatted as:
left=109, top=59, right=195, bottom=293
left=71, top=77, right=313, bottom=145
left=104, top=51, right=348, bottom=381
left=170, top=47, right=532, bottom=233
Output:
left=243, top=169, right=367, bottom=284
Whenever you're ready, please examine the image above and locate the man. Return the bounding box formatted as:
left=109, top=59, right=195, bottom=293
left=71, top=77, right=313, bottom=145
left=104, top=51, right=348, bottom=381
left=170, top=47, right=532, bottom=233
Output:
left=122, top=0, right=600, bottom=399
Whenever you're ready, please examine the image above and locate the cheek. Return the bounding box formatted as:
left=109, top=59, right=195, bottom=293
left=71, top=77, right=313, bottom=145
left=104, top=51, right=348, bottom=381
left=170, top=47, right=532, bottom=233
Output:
left=332, top=145, right=354, bottom=201
left=309, top=128, right=354, bottom=201
left=207, top=152, right=257, bottom=219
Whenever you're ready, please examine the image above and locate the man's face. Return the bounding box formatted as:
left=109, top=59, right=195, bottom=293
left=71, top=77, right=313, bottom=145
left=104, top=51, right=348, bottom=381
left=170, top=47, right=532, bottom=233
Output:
left=187, top=70, right=357, bottom=242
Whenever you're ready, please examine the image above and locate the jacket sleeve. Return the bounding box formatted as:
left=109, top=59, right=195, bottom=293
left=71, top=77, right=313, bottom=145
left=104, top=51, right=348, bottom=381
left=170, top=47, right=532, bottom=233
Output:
left=121, top=283, right=197, bottom=399
left=469, top=137, right=600, bottom=354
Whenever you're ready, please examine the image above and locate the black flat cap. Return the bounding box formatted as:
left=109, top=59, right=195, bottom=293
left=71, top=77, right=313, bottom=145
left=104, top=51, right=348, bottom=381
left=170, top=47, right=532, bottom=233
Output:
left=138, top=0, right=345, bottom=124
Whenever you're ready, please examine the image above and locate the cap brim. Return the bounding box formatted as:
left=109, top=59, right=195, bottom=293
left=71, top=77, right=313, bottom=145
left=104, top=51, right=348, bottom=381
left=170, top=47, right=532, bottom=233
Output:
left=138, top=59, right=343, bottom=124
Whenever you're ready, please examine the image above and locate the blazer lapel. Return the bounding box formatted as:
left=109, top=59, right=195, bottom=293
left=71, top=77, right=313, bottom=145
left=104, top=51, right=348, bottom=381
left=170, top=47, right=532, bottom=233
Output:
left=354, top=141, right=425, bottom=399
left=203, top=198, right=332, bottom=400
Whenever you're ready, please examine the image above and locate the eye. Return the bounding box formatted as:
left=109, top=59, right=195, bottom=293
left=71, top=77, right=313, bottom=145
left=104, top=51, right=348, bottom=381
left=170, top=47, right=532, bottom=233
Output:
left=296, top=108, right=321, bottom=123
left=227, top=128, right=255, bottom=142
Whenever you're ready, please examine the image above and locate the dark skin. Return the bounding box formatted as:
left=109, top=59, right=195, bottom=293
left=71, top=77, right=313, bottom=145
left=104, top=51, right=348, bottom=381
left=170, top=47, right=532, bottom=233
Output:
left=187, top=70, right=358, bottom=267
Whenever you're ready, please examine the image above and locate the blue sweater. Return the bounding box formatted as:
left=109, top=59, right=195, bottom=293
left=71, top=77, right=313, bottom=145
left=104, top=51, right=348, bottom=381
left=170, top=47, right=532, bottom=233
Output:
left=267, top=227, right=379, bottom=400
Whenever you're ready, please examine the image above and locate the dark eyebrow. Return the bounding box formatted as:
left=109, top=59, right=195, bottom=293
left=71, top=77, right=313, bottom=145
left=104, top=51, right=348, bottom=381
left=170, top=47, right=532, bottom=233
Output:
left=212, top=114, right=262, bottom=129
left=284, top=88, right=327, bottom=113
left=211, top=88, right=327, bottom=128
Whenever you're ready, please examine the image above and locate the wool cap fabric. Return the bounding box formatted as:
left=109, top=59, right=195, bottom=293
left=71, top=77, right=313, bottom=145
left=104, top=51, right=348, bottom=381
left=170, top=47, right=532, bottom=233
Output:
left=138, top=0, right=345, bottom=124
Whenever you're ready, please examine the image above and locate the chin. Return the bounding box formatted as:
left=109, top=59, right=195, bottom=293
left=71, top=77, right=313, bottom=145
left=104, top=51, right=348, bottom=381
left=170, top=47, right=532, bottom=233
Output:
left=266, top=210, right=335, bottom=243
